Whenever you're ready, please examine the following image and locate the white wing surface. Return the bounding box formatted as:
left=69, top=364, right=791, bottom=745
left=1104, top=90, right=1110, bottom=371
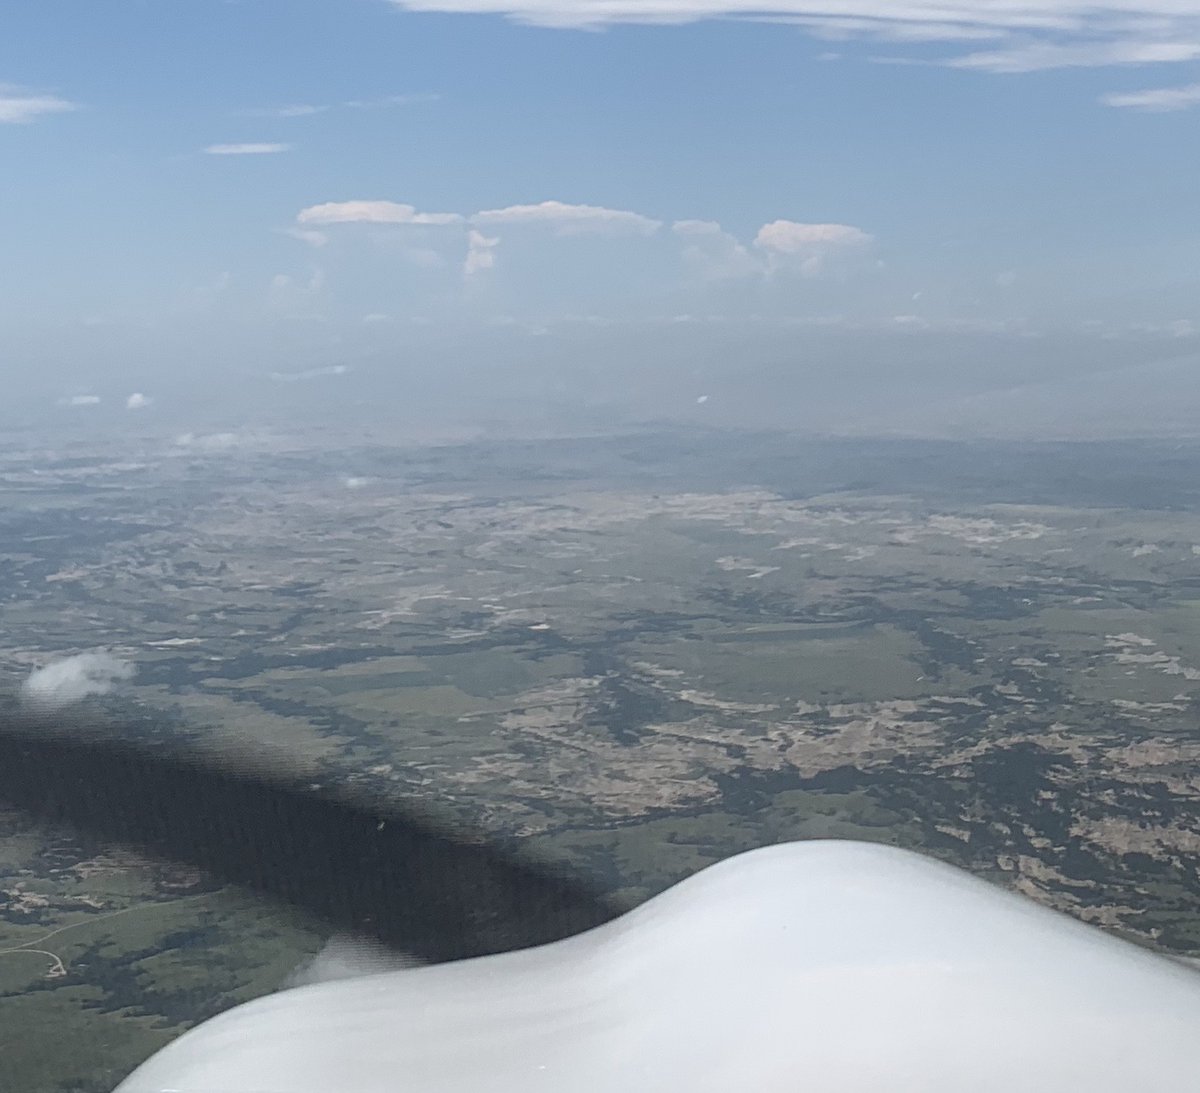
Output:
left=117, top=840, right=1200, bottom=1093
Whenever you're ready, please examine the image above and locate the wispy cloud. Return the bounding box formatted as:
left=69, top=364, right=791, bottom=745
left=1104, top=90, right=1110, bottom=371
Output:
left=241, top=93, right=438, bottom=117
left=0, top=85, right=76, bottom=124
left=389, top=2, right=1200, bottom=74
left=20, top=652, right=135, bottom=712
left=204, top=142, right=292, bottom=155
left=241, top=103, right=329, bottom=118
left=283, top=227, right=330, bottom=247
left=60, top=393, right=101, bottom=407
left=1101, top=82, right=1200, bottom=111
left=947, top=38, right=1200, bottom=74
left=343, top=92, right=441, bottom=109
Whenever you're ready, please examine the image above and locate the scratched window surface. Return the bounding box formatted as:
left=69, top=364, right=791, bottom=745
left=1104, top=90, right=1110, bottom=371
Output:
left=4, top=1, right=1200, bottom=1089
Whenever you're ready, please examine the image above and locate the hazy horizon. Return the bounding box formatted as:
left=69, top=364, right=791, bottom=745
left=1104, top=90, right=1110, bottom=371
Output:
left=5, top=0, right=1200, bottom=443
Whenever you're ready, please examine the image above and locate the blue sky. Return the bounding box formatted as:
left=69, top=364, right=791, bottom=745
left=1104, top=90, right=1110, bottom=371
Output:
left=3, top=1, right=1199, bottom=432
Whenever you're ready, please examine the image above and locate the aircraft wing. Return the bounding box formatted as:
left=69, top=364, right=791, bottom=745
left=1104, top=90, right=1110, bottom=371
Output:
left=116, top=840, right=1200, bottom=1093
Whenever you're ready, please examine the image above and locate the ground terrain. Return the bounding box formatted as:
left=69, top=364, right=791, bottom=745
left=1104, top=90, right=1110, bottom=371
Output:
left=3, top=427, right=1200, bottom=1089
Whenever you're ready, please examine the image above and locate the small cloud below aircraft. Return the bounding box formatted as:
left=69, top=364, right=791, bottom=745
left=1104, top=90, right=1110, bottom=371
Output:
left=20, top=651, right=135, bottom=712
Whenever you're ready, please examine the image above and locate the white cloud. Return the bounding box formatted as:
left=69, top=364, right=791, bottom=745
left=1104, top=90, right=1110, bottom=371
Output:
left=343, top=476, right=371, bottom=490
left=767, top=14, right=1010, bottom=43
left=283, top=227, right=330, bottom=247
left=242, top=103, right=329, bottom=118
left=0, top=87, right=75, bottom=124
left=20, top=652, right=135, bottom=712
left=472, top=200, right=662, bottom=236
left=389, top=2, right=1200, bottom=73
left=464, top=229, right=499, bottom=276
left=755, top=221, right=873, bottom=253
left=297, top=200, right=463, bottom=226
left=948, top=38, right=1200, bottom=74
left=243, top=94, right=437, bottom=118
left=204, top=142, right=292, bottom=155
left=125, top=392, right=151, bottom=410
left=1101, top=82, right=1200, bottom=110
left=754, top=220, right=873, bottom=277
left=292, top=197, right=875, bottom=288
left=61, top=394, right=101, bottom=407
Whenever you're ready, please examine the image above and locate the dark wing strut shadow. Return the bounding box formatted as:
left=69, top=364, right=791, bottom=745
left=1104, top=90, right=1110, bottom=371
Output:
left=0, top=709, right=622, bottom=963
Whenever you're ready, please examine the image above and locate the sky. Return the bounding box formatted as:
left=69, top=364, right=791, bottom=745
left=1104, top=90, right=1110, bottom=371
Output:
left=3, top=1, right=1199, bottom=435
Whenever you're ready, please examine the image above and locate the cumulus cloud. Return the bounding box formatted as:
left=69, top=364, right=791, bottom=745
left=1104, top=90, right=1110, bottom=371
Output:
left=297, top=200, right=463, bottom=226
left=125, top=392, right=151, bottom=410
left=754, top=220, right=873, bottom=275
left=295, top=198, right=661, bottom=275
left=297, top=198, right=655, bottom=235
left=673, top=219, right=760, bottom=280
left=755, top=221, right=872, bottom=253
left=204, top=142, right=291, bottom=155
left=464, top=229, right=499, bottom=276
left=389, top=2, right=1200, bottom=74
left=1101, top=82, right=1200, bottom=111
left=0, top=86, right=76, bottom=124
left=292, top=196, right=875, bottom=288
left=21, top=652, right=135, bottom=712
left=472, top=200, right=662, bottom=236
